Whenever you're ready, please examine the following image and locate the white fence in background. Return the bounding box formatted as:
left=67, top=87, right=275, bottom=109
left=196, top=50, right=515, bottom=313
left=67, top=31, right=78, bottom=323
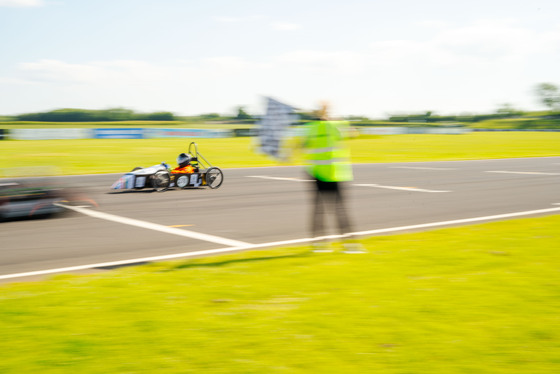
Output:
left=359, top=127, right=471, bottom=135
left=11, top=126, right=558, bottom=140
left=7, top=128, right=233, bottom=140
left=10, top=128, right=92, bottom=140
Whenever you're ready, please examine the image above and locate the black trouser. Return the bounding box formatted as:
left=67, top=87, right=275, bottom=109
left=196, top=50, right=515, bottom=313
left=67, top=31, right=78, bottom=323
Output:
left=311, top=178, right=353, bottom=239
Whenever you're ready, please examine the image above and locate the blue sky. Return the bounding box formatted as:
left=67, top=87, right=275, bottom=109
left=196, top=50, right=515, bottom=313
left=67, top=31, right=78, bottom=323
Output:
left=1, top=0, right=559, bottom=117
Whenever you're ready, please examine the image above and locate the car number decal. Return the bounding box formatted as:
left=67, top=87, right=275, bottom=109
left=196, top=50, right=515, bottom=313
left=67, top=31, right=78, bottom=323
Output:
left=175, top=173, right=202, bottom=188
left=190, top=174, right=202, bottom=187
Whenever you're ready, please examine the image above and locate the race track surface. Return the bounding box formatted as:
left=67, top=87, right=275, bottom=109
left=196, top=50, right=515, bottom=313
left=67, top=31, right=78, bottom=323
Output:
left=1, top=157, right=559, bottom=281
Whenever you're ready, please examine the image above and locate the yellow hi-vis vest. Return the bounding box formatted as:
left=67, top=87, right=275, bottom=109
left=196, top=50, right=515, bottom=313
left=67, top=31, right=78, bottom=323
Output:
left=304, top=120, right=353, bottom=182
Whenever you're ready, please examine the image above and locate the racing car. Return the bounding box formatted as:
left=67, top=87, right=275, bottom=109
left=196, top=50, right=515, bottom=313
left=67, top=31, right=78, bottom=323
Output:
left=111, top=142, right=224, bottom=192
left=0, top=178, right=66, bottom=220
left=0, top=172, right=96, bottom=220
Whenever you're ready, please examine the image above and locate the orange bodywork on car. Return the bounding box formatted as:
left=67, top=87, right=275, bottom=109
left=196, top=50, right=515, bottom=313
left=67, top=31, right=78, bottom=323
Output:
left=171, top=165, right=194, bottom=174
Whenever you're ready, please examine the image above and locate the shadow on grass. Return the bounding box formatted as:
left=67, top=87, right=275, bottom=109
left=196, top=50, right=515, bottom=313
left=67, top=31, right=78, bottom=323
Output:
left=92, top=252, right=310, bottom=272
left=95, top=262, right=151, bottom=270
left=162, top=252, right=311, bottom=272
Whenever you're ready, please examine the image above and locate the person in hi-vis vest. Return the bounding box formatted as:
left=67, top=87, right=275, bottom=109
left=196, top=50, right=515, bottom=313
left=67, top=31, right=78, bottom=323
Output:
left=302, top=102, right=366, bottom=253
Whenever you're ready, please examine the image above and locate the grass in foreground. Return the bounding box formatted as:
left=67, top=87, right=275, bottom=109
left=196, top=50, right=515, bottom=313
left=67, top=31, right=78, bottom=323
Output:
left=1, top=132, right=559, bottom=175
left=1, top=215, right=559, bottom=373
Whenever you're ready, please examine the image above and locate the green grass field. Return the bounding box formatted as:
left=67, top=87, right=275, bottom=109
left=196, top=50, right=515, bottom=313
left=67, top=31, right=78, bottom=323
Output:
left=1, top=215, right=559, bottom=373
left=2, top=132, right=559, bottom=175
left=2, top=132, right=559, bottom=372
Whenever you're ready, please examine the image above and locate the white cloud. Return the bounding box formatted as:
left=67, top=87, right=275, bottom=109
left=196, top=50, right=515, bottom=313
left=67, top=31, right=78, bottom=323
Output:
left=18, top=60, right=102, bottom=83
left=213, top=14, right=266, bottom=23
left=415, top=20, right=450, bottom=29
left=4, top=19, right=560, bottom=116
left=17, top=59, right=168, bottom=85
left=213, top=16, right=242, bottom=23
left=369, top=19, right=560, bottom=68
left=0, top=0, right=43, bottom=7
left=276, top=50, right=365, bottom=74
left=7, top=58, right=266, bottom=114
left=434, top=20, right=535, bottom=60
left=271, top=22, right=301, bottom=31
left=201, top=56, right=257, bottom=70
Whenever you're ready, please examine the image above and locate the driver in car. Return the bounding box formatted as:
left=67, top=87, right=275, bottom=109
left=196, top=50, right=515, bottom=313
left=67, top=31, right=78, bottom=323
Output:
left=171, top=153, right=197, bottom=174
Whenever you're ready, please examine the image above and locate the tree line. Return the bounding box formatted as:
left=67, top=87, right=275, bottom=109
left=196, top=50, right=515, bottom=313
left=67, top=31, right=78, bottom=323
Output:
left=377, top=83, right=560, bottom=125
left=15, top=108, right=175, bottom=122
left=9, top=106, right=257, bottom=123
left=5, top=83, right=560, bottom=124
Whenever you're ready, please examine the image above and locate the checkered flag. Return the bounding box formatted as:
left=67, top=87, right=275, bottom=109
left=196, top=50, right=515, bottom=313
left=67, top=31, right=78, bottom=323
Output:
left=257, top=97, right=299, bottom=160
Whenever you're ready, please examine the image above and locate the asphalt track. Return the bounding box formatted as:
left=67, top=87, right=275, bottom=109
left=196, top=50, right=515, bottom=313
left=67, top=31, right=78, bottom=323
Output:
left=1, top=157, right=559, bottom=281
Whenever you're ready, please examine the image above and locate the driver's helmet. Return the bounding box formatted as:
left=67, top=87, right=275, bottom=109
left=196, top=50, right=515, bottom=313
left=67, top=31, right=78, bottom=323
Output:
left=177, top=153, right=191, bottom=168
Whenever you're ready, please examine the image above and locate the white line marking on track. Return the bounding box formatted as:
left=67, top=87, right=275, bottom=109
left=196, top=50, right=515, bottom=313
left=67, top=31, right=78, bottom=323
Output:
left=247, top=176, right=451, bottom=193
left=485, top=170, right=560, bottom=176
left=55, top=204, right=250, bottom=247
left=247, top=176, right=313, bottom=182
left=354, top=184, right=451, bottom=193
left=3, top=206, right=560, bottom=280
left=350, top=206, right=560, bottom=237
left=390, top=166, right=457, bottom=170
